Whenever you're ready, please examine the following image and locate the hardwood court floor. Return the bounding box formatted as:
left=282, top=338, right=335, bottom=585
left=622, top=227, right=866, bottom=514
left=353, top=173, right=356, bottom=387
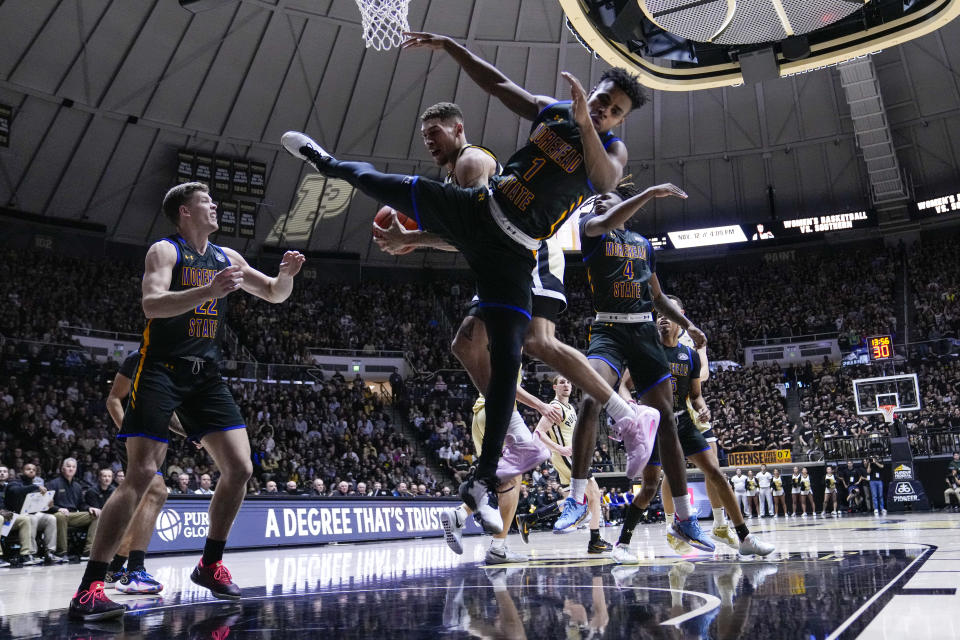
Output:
left=1, top=511, right=958, bottom=639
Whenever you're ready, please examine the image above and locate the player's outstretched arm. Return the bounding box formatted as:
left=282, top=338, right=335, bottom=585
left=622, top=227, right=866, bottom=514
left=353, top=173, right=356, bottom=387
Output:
left=222, top=247, right=305, bottom=303
left=561, top=71, right=625, bottom=194
left=142, top=241, right=242, bottom=318
left=582, top=183, right=687, bottom=237
left=402, top=31, right=553, bottom=120
left=534, top=416, right=572, bottom=457
left=516, top=385, right=564, bottom=425
left=650, top=274, right=706, bottom=349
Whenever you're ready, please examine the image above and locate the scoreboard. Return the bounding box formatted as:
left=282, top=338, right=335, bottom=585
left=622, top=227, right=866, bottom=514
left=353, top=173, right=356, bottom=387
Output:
left=867, top=335, right=894, bottom=361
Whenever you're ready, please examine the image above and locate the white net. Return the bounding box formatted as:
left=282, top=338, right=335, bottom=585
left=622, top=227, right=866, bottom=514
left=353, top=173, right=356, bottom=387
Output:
left=879, top=405, right=897, bottom=424
left=355, top=0, right=411, bottom=51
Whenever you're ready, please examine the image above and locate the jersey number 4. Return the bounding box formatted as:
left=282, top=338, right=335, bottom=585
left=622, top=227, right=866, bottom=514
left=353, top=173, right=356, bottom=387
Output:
left=195, top=299, right=219, bottom=316
left=623, top=261, right=634, bottom=280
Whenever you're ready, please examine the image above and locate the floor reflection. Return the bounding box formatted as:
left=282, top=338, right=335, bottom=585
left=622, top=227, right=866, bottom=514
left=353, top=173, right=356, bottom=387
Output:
left=4, top=547, right=931, bottom=640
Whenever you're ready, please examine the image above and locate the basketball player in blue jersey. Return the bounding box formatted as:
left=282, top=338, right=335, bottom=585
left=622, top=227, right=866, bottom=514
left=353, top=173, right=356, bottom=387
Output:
left=611, top=296, right=774, bottom=561
left=68, top=182, right=305, bottom=620
left=560, top=183, right=716, bottom=552
left=285, top=31, right=653, bottom=534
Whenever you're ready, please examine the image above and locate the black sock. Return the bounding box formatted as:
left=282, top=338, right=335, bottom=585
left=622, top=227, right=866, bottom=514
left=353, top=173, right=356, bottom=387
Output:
left=590, top=529, right=600, bottom=543
left=618, top=503, right=645, bottom=545
left=79, top=560, right=110, bottom=592
left=107, top=554, right=127, bottom=573
left=128, top=550, right=146, bottom=572
left=735, top=523, right=750, bottom=542
left=202, top=538, right=227, bottom=567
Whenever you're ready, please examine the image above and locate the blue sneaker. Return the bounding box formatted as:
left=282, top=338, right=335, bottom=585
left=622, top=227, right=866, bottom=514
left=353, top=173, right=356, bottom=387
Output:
left=668, top=515, right=716, bottom=552
left=116, top=568, right=164, bottom=594
left=553, top=497, right=588, bottom=533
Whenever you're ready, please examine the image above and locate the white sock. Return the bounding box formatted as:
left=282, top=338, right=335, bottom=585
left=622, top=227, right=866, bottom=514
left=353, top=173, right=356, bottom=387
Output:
left=506, top=411, right=532, bottom=444
left=490, top=537, right=506, bottom=550
left=455, top=505, right=469, bottom=524
left=603, top=393, right=632, bottom=422
left=571, top=478, right=588, bottom=504
left=713, top=508, right=726, bottom=526
left=674, top=497, right=692, bottom=521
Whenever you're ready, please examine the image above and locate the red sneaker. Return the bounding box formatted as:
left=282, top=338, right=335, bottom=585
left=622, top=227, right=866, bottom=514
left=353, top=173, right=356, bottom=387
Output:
left=68, top=581, right=125, bottom=620
left=191, top=560, right=242, bottom=600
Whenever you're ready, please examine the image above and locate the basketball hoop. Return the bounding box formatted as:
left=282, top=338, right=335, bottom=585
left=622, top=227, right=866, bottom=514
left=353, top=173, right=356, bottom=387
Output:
left=355, top=0, right=411, bottom=51
left=879, top=405, right=897, bottom=424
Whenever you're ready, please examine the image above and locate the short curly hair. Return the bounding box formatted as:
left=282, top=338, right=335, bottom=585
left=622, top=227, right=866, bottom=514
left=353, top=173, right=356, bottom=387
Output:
left=597, top=67, right=647, bottom=111
left=420, top=102, right=463, bottom=123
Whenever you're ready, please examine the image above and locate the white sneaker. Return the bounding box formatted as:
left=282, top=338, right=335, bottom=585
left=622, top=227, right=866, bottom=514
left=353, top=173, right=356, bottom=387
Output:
left=833, top=511, right=839, bottom=517
left=882, top=509, right=888, bottom=515
left=738, top=534, right=775, bottom=557
left=874, top=509, right=879, bottom=515
left=459, top=476, right=503, bottom=534
left=281, top=131, right=333, bottom=167
left=485, top=545, right=527, bottom=565
left=611, top=543, right=639, bottom=564
left=440, top=508, right=465, bottom=554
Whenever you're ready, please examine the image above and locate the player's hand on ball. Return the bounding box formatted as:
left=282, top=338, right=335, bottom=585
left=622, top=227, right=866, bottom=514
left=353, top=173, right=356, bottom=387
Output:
left=278, top=250, right=306, bottom=278
left=645, top=183, right=688, bottom=200
left=401, top=31, right=451, bottom=51
left=209, top=265, right=244, bottom=298
left=560, top=72, right=591, bottom=130
left=698, top=407, right=712, bottom=424
left=688, top=324, right=707, bottom=349
left=373, top=212, right=417, bottom=255
left=539, top=401, right=564, bottom=425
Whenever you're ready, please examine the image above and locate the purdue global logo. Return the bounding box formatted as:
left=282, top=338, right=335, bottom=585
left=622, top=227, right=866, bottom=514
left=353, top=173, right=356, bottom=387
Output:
left=155, top=509, right=211, bottom=542
left=155, top=509, right=182, bottom=542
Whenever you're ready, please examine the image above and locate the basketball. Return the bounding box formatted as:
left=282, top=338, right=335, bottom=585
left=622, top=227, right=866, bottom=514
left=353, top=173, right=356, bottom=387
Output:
left=374, top=206, right=418, bottom=232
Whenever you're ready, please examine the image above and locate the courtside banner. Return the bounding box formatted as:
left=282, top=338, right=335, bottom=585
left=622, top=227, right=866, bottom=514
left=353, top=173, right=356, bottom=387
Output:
left=727, top=450, right=793, bottom=467
left=148, top=497, right=483, bottom=553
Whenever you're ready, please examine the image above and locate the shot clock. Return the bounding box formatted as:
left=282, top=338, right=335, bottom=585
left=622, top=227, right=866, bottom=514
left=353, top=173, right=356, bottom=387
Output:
left=867, top=335, right=894, bottom=362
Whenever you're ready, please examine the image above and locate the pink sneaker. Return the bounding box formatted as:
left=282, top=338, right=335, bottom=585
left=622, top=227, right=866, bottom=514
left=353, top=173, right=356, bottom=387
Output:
left=617, top=404, right=660, bottom=478
left=497, top=434, right=551, bottom=479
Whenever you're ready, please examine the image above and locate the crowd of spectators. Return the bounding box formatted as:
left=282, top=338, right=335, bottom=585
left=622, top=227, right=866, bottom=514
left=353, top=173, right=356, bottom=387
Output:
left=0, top=234, right=956, bottom=496
left=706, top=364, right=795, bottom=462
left=909, top=233, right=960, bottom=354
left=0, top=352, right=440, bottom=502
left=659, top=246, right=900, bottom=362
left=0, top=241, right=905, bottom=369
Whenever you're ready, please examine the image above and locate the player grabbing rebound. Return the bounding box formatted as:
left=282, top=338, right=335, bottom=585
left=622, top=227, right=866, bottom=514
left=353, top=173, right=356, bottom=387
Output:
left=375, top=102, right=556, bottom=478
left=611, top=298, right=773, bottom=561
left=286, top=32, right=653, bottom=534
left=523, top=375, right=613, bottom=554
left=559, top=183, right=715, bottom=552
left=68, top=182, right=305, bottom=620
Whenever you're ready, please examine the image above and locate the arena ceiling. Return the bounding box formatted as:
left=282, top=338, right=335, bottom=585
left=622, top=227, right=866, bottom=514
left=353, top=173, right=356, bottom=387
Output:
left=2, top=0, right=960, bottom=267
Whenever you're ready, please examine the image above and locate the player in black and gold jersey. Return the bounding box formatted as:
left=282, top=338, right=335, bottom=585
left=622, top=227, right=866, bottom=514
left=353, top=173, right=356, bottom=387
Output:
left=612, top=297, right=774, bottom=561
left=69, top=182, right=305, bottom=621
left=291, top=34, right=654, bottom=530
